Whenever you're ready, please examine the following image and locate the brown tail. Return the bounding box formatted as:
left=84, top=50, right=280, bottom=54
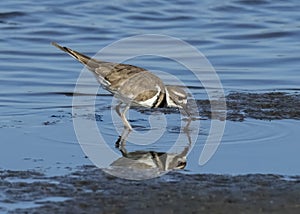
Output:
left=51, top=42, right=100, bottom=71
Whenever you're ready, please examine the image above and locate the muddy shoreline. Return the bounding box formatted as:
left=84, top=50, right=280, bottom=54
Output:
left=197, top=92, right=300, bottom=121
left=1, top=166, right=299, bottom=213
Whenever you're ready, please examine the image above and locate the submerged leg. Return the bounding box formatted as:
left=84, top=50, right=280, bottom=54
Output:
left=115, top=127, right=131, bottom=156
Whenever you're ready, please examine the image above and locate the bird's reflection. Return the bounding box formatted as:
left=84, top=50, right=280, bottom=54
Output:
left=109, top=120, right=192, bottom=174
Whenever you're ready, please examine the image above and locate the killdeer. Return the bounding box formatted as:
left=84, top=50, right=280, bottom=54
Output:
left=52, top=42, right=189, bottom=130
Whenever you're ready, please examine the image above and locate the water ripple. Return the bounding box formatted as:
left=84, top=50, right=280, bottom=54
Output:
left=0, top=0, right=300, bottom=175
left=0, top=11, right=26, bottom=18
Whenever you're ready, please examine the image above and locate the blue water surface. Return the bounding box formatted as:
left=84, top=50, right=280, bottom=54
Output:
left=0, top=0, right=299, bottom=176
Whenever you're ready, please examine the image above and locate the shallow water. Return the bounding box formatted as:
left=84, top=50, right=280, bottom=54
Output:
left=1, top=0, right=300, bottom=177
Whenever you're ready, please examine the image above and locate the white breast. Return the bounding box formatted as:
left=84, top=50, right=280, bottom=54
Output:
left=138, top=85, right=162, bottom=107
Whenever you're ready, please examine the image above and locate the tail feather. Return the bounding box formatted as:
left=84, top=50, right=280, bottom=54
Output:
left=51, top=42, right=100, bottom=71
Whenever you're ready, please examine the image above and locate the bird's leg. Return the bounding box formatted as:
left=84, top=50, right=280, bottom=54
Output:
left=115, top=101, right=122, bottom=117
left=115, top=102, right=132, bottom=130
left=120, top=104, right=132, bottom=131
left=183, top=116, right=192, bottom=133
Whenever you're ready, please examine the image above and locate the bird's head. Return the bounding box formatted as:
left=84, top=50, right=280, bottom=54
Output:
left=165, top=85, right=189, bottom=115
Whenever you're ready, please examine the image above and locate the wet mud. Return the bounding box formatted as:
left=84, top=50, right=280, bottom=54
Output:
left=127, top=91, right=300, bottom=121
left=1, top=166, right=300, bottom=213
left=198, top=92, right=300, bottom=121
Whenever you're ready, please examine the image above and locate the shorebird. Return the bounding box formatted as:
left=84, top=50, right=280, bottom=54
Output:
left=52, top=42, right=189, bottom=130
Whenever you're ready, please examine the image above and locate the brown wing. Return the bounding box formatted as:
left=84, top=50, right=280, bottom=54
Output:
left=102, top=63, right=166, bottom=107
left=52, top=42, right=166, bottom=107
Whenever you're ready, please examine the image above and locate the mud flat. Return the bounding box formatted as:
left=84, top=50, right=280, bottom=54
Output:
left=1, top=166, right=299, bottom=213
left=198, top=92, right=300, bottom=121
left=135, top=92, right=300, bottom=121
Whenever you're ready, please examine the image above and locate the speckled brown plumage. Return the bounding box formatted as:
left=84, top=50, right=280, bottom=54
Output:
left=52, top=42, right=188, bottom=129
